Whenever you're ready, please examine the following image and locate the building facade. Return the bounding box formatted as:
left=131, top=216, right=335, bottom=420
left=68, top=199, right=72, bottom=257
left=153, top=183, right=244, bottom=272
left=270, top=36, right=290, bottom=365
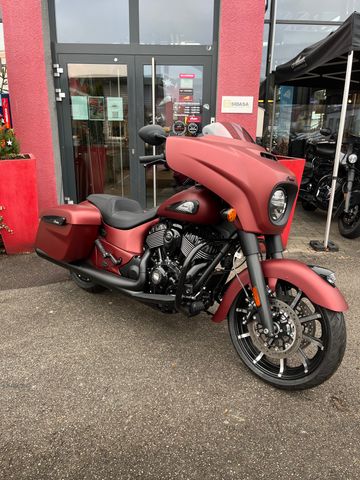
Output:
left=0, top=0, right=265, bottom=211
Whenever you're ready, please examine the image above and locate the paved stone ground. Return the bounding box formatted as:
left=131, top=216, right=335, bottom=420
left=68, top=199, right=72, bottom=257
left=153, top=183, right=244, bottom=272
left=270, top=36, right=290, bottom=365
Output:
left=0, top=207, right=359, bottom=480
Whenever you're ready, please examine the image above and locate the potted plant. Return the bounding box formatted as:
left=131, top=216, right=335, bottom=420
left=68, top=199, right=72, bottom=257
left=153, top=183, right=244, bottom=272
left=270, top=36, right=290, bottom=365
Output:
left=0, top=117, right=39, bottom=254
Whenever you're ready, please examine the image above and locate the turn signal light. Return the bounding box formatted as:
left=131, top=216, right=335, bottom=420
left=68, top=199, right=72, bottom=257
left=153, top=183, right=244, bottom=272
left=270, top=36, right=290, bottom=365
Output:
left=252, top=286, right=261, bottom=307
left=222, top=208, right=237, bottom=222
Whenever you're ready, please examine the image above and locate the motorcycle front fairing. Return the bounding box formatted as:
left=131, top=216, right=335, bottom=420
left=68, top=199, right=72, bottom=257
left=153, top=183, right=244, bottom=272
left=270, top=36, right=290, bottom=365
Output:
left=166, top=135, right=298, bottom=235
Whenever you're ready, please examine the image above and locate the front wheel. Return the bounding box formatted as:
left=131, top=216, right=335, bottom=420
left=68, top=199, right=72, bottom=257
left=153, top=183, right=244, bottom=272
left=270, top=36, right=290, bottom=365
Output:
left=228, top=281, right=346, bottom=390
left=338, top=204, right=360, bottom=238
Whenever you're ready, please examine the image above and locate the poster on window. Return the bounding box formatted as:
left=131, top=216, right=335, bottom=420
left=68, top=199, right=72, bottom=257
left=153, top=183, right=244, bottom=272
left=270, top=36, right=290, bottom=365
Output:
left=88, top=96, right=105, bottom=121
left=71, top=96, right=88, bottom=120
left=107, top=97, right=124, bottom=121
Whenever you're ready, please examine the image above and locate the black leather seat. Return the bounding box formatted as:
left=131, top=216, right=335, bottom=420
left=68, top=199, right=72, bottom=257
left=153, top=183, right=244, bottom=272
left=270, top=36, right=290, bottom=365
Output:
left=87, top=194, right=157, bottom=229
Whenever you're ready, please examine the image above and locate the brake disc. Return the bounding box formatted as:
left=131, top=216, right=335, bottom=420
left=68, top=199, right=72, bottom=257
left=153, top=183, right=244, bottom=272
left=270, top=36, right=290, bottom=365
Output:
left=296, top=298, right=316, bottom=348
left=248, top=298, right=303, bottom=359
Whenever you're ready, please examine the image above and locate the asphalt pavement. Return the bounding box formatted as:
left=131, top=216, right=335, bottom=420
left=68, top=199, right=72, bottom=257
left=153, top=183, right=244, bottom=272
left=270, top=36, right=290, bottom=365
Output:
left=1, top=206, right=360, bottom=479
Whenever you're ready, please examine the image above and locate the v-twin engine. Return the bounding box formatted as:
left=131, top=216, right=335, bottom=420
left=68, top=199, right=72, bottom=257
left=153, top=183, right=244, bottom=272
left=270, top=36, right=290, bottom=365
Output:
left=145, top=222, right=220, bottom=296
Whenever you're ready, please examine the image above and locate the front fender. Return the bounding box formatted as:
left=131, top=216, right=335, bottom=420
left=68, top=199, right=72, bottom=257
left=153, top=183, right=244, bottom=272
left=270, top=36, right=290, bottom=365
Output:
left=212, top=259, right=348, bottom=323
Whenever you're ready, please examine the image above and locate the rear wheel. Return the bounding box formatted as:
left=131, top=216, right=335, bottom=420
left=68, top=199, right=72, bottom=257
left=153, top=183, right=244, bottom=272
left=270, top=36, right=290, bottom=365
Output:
left=70, top=271, right=107, bottom=293
left=338, top=204, right=360, bottom=238
left=228, top=281, right=346, bottom=390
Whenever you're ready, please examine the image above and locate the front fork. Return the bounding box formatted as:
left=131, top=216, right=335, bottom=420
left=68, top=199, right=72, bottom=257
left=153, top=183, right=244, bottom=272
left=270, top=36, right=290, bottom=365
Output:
left=239, top=232, right=284, bottom=336
left=344, top=166, right=356, bottom=213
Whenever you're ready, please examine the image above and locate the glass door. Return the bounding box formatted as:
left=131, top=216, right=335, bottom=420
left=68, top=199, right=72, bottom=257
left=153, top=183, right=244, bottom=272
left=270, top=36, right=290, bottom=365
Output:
left=135, top=56, right=213, bottom=207
left=58, top=55, right=138, bottom=203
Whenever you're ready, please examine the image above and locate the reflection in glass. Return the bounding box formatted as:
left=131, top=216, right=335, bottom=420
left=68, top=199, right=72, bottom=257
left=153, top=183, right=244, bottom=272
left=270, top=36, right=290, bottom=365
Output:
left=270, top=88, right=360, bottom=157
left=273, top=24, right=337, bottom=70
left=274, top=0, right=360, bottom=21
left=260, top=24, right=270, bottom=80
left=55, top=0, right=129, bottom=44
left=68, top=64, right=130, bottom=202
left=139, top=0, right=214, bottom=45
left=143, top=65, right=204, bottom=206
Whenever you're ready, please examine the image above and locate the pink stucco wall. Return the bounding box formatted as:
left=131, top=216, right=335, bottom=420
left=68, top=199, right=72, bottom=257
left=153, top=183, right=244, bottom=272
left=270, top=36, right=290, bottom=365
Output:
left=1, top=0, right=57, bottom=211
left=217, top=0, right=265, bottom=137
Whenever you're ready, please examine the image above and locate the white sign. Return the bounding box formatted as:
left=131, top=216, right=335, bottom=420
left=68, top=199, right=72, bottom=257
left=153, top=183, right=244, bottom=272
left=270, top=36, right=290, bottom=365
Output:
left=221, top=96, right=254, bottom=114
left=107, top=97, right=124, bottom=121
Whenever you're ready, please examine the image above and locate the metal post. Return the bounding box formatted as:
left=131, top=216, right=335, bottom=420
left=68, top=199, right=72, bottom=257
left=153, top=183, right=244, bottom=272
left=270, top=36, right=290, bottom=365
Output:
left=264, top=0, right=277, bottom=147
left=323, top=50, right=353, bottom=249
left=151, top=57, right=157, bottom=207
left=269, top=84, right=277, bottom=152
left=117, top=67, right=124, bottom=197
left=266, top=0, right=277, bottom=76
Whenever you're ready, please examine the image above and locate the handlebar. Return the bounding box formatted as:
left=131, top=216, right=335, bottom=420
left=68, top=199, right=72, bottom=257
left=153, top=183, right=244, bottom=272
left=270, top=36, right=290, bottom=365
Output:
left=139, top=153, right=166, bottom=165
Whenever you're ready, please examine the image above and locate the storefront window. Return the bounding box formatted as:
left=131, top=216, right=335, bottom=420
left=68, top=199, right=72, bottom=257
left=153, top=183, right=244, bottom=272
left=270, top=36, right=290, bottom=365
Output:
left=273, top=24, right=337, bottom=70
left=143, top=64, right=204, bottom=206
left=139, top=0, right=214, bottom=45
left=260, top=24, right=270, bottom=79
left=275, top=0, right=360, bottom=21
left=271, top=88, right=360, bottom=156
left=54, top=0, right=130, bottom=44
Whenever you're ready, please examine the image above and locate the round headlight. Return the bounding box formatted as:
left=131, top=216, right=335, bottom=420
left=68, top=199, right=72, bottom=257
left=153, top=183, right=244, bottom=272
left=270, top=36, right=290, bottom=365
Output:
left=348, top=153, right=358, bottom=164
left=269, top=189, right=287, bottom=222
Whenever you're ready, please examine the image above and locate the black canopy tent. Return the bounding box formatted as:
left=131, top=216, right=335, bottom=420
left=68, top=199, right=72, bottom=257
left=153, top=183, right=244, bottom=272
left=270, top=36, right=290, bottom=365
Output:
left=270, top=12, right=360, bottom=250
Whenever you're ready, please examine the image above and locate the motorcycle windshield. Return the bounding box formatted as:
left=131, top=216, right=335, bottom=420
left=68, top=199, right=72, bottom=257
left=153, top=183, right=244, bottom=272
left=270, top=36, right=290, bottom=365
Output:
left=166, top=135, right=297, bottom=234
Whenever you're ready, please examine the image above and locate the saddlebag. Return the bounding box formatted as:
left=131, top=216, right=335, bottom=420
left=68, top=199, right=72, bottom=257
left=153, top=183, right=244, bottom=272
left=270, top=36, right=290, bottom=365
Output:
left=35, top=201, right=101, bottom=262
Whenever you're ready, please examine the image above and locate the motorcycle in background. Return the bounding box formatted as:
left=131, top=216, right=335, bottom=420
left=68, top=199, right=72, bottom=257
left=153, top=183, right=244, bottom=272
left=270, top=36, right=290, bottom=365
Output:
left=300, top=128, right=360, bottom=238
left=35, top=124, right=348, bottom=390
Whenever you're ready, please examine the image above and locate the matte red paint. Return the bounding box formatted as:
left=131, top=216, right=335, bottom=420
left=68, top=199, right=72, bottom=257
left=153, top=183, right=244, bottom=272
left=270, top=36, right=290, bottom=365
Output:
left=0, top=156, right=39, bottom=254
left=217, top=0, right=265, bottom=137
left=89, top=220, right=158, bottom=274
left=36, top=202, right=101, bottom=262
left=157, top=186, right=222, bottom=224
left=90, top=239, right=135, bottom=274
left=166, top=135, right=296, bottom=234
left=212, top=259, right=349, bottom=323
left=1, top=0, right=58, bottom=211
left=39, top=201, right=102, bottom=225
left=103, top=219, right=159, bottom=255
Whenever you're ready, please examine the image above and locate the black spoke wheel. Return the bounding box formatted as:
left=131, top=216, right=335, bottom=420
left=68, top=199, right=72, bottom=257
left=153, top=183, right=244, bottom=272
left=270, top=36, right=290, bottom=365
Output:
left=70, top=271, right=106, bottom=293
left=228, top=281, right=346, bottom=390
left=338, top=204, right=360, bottom=238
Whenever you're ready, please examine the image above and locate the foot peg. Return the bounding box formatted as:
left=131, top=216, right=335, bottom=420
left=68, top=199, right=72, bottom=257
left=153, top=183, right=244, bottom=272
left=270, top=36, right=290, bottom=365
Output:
left=95, top=239, right=121, bottom=265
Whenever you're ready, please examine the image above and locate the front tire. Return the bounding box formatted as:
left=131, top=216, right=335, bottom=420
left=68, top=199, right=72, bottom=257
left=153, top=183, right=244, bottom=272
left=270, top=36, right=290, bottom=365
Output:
left=70, top=271, right=107, bottom=293
left=338, top=205, right=360, bottom=238
left=228, top=282, right=346, bottom=390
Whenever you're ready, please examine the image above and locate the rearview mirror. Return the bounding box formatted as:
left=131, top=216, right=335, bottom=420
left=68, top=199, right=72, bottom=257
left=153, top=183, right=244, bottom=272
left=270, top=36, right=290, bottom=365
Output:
left=138, top=125, right=167, bottom=146
left=320, top=127, right=331, bottom=136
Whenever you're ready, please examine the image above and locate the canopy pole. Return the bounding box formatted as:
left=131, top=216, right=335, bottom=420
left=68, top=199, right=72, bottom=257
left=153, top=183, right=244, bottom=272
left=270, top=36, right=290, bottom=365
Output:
left=269, top=85, right=277, bottom=152
left=151, top=56, right=157, bottom=208
left=323, top=50, right=353, bottom=249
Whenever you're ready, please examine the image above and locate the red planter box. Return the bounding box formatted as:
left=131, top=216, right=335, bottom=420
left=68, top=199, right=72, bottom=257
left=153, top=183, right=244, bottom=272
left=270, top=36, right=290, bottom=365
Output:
left=0, top=155, right=39, bottom=254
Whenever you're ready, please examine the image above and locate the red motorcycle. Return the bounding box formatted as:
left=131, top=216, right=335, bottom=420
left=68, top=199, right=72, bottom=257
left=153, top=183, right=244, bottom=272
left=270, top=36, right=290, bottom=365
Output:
left=35, top=125, right=348, bottom=390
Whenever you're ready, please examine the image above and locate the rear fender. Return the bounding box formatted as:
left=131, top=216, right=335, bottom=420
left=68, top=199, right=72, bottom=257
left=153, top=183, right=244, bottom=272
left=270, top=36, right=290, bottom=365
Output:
left=212, top=259, right=348, bottom=323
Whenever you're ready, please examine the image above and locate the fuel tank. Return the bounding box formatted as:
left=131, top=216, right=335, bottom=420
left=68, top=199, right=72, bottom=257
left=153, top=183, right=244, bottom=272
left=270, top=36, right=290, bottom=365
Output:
left=157, top=186, right=222, bottom=224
